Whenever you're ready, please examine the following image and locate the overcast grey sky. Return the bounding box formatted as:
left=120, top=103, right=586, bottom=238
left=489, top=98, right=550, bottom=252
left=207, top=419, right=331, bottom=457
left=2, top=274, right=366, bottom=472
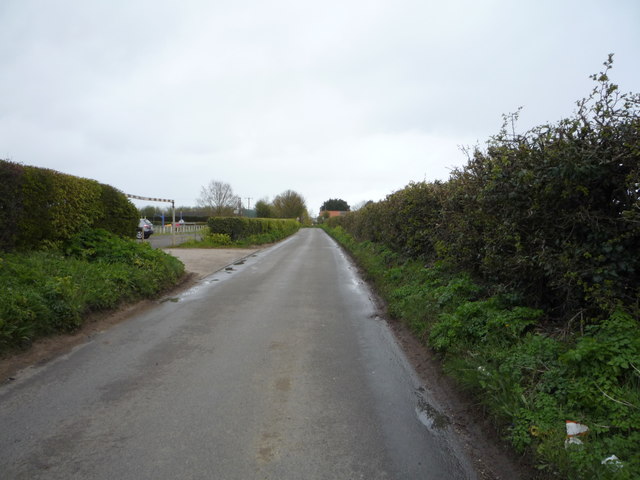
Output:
left=1, top=0, right=639, bottom=215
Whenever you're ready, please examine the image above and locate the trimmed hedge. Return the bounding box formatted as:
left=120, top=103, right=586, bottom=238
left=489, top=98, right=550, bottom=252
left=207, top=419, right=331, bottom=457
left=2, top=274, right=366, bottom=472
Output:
left=207, top=217, right=300, bottom=241
left=0, top=160, right=138, bottom=251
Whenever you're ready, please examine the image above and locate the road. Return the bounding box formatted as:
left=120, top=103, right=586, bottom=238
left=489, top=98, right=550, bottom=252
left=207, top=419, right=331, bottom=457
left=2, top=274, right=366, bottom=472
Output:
left=0, top=229, right=477, bottom=479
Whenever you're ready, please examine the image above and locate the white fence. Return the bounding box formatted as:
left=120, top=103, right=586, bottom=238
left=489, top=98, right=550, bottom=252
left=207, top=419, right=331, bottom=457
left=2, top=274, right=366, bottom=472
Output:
left=153, top=224, right=207, bottom=235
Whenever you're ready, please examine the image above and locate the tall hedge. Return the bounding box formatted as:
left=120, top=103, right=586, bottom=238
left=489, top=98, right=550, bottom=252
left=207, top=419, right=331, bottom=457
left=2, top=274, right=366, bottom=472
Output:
left=331, top=58, right=640, bottom=322
left=0, top=160, right=138, bottom=251
left=0, top=160, right=24, bottom=250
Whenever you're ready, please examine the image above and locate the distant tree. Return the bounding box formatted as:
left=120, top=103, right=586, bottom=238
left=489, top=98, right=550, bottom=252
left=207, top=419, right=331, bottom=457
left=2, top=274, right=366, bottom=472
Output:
left=320, top=198, right=350, bottom=211
left=273, top=190, right=307, bottom=219
left=197, top=180, right=240, bottom=216
left=139, top=205, right=157, bottom=219
left=255, top=198, right=274, bottom=218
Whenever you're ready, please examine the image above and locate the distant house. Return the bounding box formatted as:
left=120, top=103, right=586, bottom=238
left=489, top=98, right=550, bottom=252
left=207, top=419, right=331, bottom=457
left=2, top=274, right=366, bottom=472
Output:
left=322, top=210, right=348, bottom=218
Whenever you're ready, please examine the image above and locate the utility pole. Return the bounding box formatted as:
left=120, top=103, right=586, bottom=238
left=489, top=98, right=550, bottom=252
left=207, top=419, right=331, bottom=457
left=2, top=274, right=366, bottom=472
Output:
left=246, top=197, right=252, bottom=210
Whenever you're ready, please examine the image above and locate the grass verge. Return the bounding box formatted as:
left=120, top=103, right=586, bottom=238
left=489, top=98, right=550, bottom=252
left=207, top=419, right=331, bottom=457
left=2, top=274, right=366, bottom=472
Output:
left=0, top=229, right=184, bottom=353
left=321, top=225, right=640, bottom=480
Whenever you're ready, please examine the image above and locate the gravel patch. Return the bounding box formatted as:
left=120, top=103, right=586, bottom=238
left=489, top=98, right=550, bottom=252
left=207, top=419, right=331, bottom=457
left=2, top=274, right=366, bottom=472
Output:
left=163, top=248, right=259, bottom=279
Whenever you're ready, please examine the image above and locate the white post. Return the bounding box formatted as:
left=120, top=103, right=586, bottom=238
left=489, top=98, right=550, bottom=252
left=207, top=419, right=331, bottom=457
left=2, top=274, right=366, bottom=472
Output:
left=171, top=200, right=176, bottom=247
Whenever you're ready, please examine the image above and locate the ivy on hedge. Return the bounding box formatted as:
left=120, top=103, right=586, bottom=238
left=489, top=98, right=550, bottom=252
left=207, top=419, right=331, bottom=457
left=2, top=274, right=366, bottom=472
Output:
left=0, top=160, right=138, bottom=251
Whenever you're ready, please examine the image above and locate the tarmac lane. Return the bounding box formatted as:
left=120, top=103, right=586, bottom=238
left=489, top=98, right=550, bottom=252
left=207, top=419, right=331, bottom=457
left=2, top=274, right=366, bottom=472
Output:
left=0, top=228, right=477, bottom=479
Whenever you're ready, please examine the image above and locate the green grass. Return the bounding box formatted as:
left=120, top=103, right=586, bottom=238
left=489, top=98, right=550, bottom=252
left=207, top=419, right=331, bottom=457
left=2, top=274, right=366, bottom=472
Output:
left=0, top=229, right=184, bottom=352
left=321, top=224, right=640, bottom=479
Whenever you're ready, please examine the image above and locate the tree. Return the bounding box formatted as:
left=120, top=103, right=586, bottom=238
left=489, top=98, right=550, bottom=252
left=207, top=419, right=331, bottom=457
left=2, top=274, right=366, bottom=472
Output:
left=197, top=180, right=240, bottom=217
left=320, top=198, right=350, bottom=211
left=139, top=205, right=157, bottom=219
left=273, top=190, right=307, bottom=219
left=255, top=198, right=274, bottom=218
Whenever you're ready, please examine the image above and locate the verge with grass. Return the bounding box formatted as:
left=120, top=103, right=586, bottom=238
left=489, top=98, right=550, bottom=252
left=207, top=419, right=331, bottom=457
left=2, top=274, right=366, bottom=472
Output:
left=321, top=224, right=639, bottom=479
left=0, top=229, right=184, bottom=353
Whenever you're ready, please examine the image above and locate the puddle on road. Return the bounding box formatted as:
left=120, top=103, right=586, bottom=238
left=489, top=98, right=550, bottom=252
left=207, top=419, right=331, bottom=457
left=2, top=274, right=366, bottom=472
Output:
left=160, top=297, right=180, bottom=304
left=415, top=386, right=451, bottom=432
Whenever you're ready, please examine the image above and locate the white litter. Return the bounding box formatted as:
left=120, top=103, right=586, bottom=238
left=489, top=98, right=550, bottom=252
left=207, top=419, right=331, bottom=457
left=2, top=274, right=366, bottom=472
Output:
left=564, top=420, right=589, bottom=448
left=601, top=455, right=624, bottom=470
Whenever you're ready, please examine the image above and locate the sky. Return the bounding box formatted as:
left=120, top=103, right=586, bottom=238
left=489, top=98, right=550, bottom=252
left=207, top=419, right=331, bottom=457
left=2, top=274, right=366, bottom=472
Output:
left=1, top=0, right=639, bottom=216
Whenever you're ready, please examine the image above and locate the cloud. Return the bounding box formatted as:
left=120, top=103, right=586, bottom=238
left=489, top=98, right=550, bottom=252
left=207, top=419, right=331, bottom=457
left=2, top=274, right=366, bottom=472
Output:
left=1, top=0, right=638, bottom=215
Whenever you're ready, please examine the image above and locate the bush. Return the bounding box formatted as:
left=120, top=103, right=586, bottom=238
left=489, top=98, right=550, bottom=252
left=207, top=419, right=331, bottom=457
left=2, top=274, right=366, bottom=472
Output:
left=0, top=229, right=184, bottom=351
left=322, top=59, right=640, bottom=476
left=323, top=224, right=640, bottom=478
left=330, top=58, right=640, bottom=324
left=0, top=160, right=138, bottom=251
left=207, top=217, right=300, bottom=242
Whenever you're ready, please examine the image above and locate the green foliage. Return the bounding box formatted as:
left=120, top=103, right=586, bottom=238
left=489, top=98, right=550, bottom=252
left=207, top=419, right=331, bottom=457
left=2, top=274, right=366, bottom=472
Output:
left=0, top=160, right=138, bottom=251
left=322, top=223, right=640, bottom=479
left=320, top=198, right=350, bottom=212
left=330, top=58, right=639, bottom=323
left=179, top=231, right=233, bottom=248
left=207, top=217, right=300, bottom=242
left=0, top=229, right=184, bottom=351
left=272, top=189, right=307, bottom=219
left=98, top=183, right=138, bottom=237
left=320, top=58, right=640, bottom=478
left=207, top=233, right=233, bottom=245
left=0, top=160, right=24, bottom=251
left=255, top=199, right=275, bottom=218
left=324, top=60, right=640, bottom=477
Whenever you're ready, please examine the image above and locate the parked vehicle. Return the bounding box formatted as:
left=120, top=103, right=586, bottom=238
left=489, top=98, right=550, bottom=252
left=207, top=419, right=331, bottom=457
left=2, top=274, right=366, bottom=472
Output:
left=136, top=218, right=154, bottom=239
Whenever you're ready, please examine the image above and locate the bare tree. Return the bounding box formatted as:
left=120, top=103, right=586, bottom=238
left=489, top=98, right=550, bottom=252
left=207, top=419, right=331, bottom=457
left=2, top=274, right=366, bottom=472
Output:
left=197, top=180, right=240, bottom=216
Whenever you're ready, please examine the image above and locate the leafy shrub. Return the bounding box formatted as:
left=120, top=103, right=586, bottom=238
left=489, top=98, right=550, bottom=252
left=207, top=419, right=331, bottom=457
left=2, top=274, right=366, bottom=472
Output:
left=0, top=160, right=24, bottom=251
left=323, top=224, right=640, bottom=478
left=207, top=217, right=300, bottom=242
left=0, top=160, right=138, bottom=251
left=331, top=58, right=639, bottom=323
left=321, top=59, right=640, bottom=476
left=0, top=229, right=184, bottom=351
left=208, top=233, right=233, bottom=245
left=180, top=230, right=233, bottom=248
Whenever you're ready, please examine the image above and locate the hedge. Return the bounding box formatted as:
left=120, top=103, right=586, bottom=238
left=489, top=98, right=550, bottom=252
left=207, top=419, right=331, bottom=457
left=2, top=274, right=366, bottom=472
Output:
left=207, top=217, right=300, bottom=241
left=330, top=59, right=639, bottom=323
left=322, top=59, right=640, bottom=478
left=0, top=160, right=138, bottom=251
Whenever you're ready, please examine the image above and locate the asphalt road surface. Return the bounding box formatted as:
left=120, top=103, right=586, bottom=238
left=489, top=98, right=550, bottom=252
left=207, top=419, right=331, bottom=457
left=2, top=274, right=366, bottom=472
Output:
left=0, top=229, right=477, bottom=479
